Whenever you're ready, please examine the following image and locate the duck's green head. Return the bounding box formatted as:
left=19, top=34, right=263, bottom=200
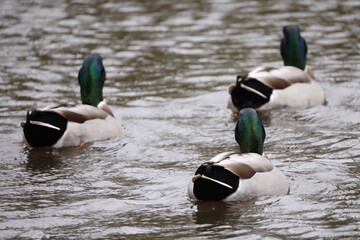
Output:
left=235, top=108, right=266, bottom=155
left=280, top=24, right=308, bottom=70
left=78, top=54, right=106, bottom=106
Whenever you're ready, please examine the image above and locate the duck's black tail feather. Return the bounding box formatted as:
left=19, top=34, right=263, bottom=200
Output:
left=192, top=164, right=239, bottom=201
left=22, top=110, right=67, bottom=147
left=231, top=78, right=273, bottom=110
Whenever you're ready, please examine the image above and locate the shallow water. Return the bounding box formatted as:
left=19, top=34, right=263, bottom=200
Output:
left=0, top=0, right=359, bottom=239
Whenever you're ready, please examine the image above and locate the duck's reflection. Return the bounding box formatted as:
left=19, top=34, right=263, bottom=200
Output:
left=25, top=148, right=63, bottom=172
left=192, top=199, right=256, bottom=225
left=229, top=109, right=272, bottom=126
left=25, top=145, right=90, bottom=172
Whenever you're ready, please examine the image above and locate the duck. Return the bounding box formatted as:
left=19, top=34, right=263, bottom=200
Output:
left=188, top=108, right=289, bottom=201
left=20, top=54, right=124, bottom=148
left=228, top=25, right=325, bottom=113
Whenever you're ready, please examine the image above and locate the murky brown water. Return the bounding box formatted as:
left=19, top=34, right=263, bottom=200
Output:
left=0, top=0, right=359, bottom=239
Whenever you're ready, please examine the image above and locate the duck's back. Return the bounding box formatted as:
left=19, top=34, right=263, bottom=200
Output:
left=262, top=78, right=325, bottom=109
left=226, top=166, right=289, bottom=201
left=54, top=114, right=124, bottom=147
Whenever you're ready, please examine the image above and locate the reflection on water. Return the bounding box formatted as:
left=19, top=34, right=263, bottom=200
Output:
left=25, top=146, right=91, bottom=172
left=26, top=148, right=64, bottom=172
left=0, top=0, right=359, bottom=239
left=193, top=200, right=257, bottom=225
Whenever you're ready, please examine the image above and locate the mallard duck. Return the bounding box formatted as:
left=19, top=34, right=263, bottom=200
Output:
left=20, top=54, right=124, bottom=148
left=188, top=108, right=289, bottom=201
left=228, top=25, right=325, bottom=113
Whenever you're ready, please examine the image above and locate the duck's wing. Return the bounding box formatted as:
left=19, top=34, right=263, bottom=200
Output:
left=304, top=66, right=316, bottom=80
left=42, top=104, right=108, bottom=123
left=247, top=66, right=311, bottom=89
left=97, top=101, right=115, bottom=117
left=208, top=152, right=274, bottom=179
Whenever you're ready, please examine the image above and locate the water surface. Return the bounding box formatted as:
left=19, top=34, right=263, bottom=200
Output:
left=0, top=0, right=359, bottom=239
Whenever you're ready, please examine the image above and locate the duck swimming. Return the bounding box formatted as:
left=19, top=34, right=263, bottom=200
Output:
left=188, top=108, right=289, bottom=201
left=228, top=25, right=325, bottom=113
left=20, top=54, right=124, bottom=148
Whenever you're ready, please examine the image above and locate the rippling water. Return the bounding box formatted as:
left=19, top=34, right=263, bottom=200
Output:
left=0, top=0, right=359, bottom=239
